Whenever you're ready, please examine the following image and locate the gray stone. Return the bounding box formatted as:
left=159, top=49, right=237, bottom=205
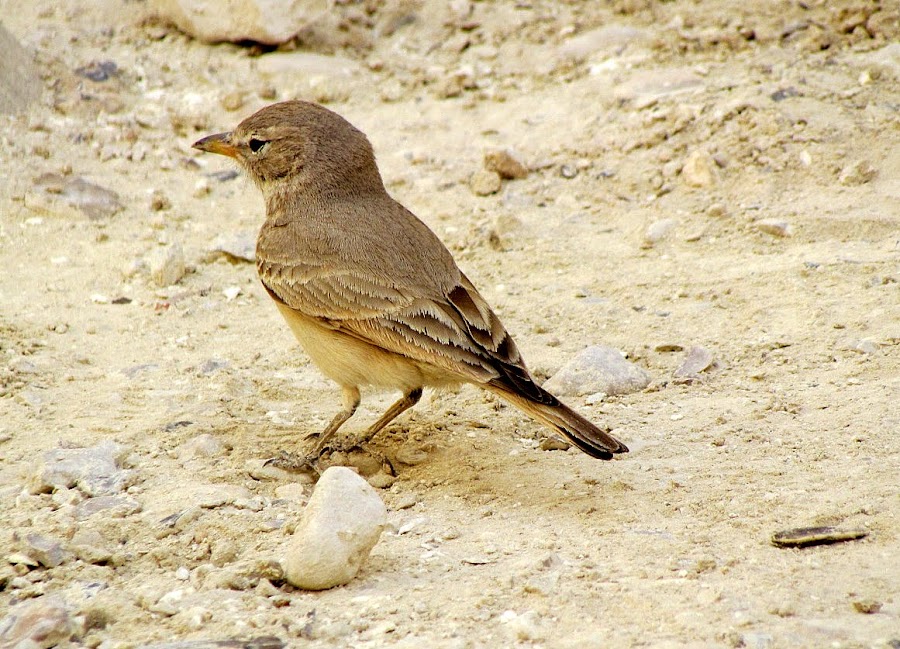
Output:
left=69, top=530, right=114, bottom=565
left=73, top=494, right=142, bottom=520
left=0, top=597, right=80, bottom=648
left=674, top=346, right=716, bottom=378
left=151, top=0, right=328, bottom=45
left=28, top=441, right=136, bottom=497
left=23, top=534, right=69, bottom=568
left=27, top=174, right=123, bottom=220
left=543, top=346, right=651, bottom=397
left=0, top=25, right=41, bottom=114
left=284, top=466, right=387, bottom=590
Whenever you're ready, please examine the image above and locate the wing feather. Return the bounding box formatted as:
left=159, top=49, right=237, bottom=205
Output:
left=258, top=245, right=543, bottom=397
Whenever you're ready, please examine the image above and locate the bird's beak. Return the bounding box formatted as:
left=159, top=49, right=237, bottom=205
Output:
left=192, top=131, right=240, bottom=159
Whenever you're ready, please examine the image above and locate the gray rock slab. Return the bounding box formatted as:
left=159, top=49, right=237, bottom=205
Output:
left=0, top=25, right=41, bottom=114
left=543, top=345, right=651, bottom=397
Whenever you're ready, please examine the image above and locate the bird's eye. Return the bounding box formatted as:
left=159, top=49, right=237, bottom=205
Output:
left=248, top=138, right=267, bottom=154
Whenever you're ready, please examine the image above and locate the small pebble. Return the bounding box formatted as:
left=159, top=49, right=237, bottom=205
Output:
left=484, top=149, right=528, bottom=180
left=7, top=553, right=39, bottom=567
left=838, top=160, right=877, bottom=186
left=539, top=437, right=570, bottom=452
left=470, top=169, right=502, bottom=196
left=69, top=530, right=114, bottom=565
left=176, top=434, right=226, bottom=460
left=706, top=203, right=727, bottom=218
left=755, top=218, right=792, bottom=237
left=395, top=445, right=429, bottom=465
left=681, top=149, right=717, bottom=187
left=674, top=346, right=716, bottom=378
left=392, top=494, right=418, bottom=510
left=223, top=286, right=242, bottom=301
left=274, top=483, right=307, bottom=501
left=209, top=231, right=256, bottom=262
left=29, top=173, right=123, bottom=219
left=148, top=243, right=186, bottom=287
left=644, top=218, right=677, bottom=245
left=23, top=533, right=68, bottom=568
left=150, top=190, right=171, bottom=211
left=367, top=471, right=397, bottom=489
left=560, top=164, right=578, bottom=179
left=852, top=598, right=882, bottom=614
left=221, top=91, right=245, bottom=112
left=246, top=458, right=315, bottom=483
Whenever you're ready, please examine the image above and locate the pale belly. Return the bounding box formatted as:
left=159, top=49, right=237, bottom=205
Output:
left=273, top=302, right=461, bottom=391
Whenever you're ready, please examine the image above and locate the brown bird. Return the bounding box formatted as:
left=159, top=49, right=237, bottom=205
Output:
left=193, top=100, right=628, bottom=461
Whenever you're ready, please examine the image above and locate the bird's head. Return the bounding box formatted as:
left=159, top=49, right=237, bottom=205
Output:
left=193, top=100, right=383, bottom=198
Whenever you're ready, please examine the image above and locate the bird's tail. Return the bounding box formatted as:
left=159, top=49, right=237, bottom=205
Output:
left=489, top=386, right=628, bottom=460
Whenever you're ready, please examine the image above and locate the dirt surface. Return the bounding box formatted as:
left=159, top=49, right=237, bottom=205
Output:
left=1, top=1, right=899, bottom=647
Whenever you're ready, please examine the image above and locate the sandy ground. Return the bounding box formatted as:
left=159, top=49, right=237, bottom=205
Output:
left=1, top=1, right=899, bottom=647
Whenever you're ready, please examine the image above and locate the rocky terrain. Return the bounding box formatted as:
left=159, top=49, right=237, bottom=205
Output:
left=1, top=1, right=898, bottom=647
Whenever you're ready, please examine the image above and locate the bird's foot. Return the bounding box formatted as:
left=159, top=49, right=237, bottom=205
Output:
left=263, top=450, right=321, bottom=476
left=320, top=440, right=397, bottom=478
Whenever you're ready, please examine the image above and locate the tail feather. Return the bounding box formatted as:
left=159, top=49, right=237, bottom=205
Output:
left=489, top=386, right=629, bottom=460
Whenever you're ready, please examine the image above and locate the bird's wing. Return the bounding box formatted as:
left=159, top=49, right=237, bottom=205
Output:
left=258, top=256, right=545, bottom=397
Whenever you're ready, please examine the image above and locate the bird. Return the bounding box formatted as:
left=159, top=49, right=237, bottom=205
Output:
left=192, top=100, right=628, bottom=463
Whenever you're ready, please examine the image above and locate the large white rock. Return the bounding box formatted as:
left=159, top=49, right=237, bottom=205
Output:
left=284, top=466, right=387, bottom=590
left=151, top=0, right=329, bottom=45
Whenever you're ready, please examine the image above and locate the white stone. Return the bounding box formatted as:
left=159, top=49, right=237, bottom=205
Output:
left=682, top=149, right=717, bottom=188
left=151, top=0, right=329, bottom=45
left=148, top=243, right=186, bottom=287
left=284, top=466, right=387, bottom=590
left=176, top=433, right=227, bottom=461
left=644, top=218, right=677, bottom=244
left=470, top=169, right=502, bottom=196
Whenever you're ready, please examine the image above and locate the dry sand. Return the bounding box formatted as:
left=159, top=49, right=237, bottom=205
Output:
left=1, top=1, right=898, bottom=647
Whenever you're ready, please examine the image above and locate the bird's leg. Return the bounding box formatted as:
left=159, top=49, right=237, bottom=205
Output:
left=311, top=385, right=361, bottom=454
left=325, top=387, right=423, bottom=453
left=359, top=387, right=423, bottom=445
left=265, top=386, right=360, bottom=472
left=334, top=387, right=422, bottom=477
